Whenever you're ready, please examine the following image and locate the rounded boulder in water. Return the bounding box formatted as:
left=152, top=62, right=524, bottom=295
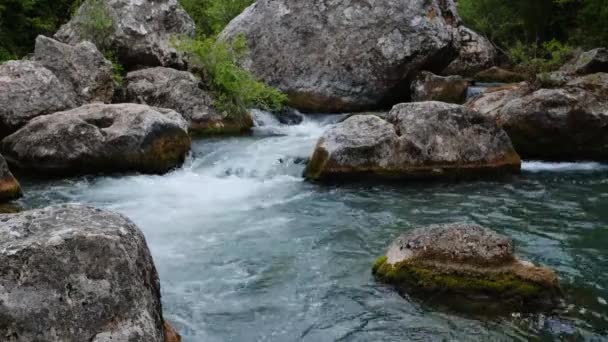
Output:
left=373, top=223, right=561, bottom=310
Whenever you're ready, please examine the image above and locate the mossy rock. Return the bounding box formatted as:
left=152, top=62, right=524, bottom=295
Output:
left=373, top=224, right=561, bottom=310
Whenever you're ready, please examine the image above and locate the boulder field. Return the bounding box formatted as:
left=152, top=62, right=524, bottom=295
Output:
left=373, top=223, right=561, bottom=310
left=220, top=0, right=495, bottom=112
left=0, top=36, right=113, bottom=138
left=0, top=204, right=178, bottom=341
left=467, top=73, right=608, bottom=161
left=305, top=101, right=521, bottom=181
left=1, top=103, right=191, bottom=176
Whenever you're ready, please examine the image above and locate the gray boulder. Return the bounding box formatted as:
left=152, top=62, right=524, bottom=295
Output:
left=561, top=48, right=608, bottom=75
left=305, top=101, right=521, bottom=181
left=0, top=204, right=166, bottom=341
left=220, top=0, right=494, bottom=112
left=2, top=103, right=191, bottom=175
left=411, top=71, right=469, bottom=104
left=34, top=35, right=114, bottom=105
left=443, top=26, right=497, bottom=76
left=125, top=67, right=253, bottom=135
left=0, top=60, right=76, bottom=137
left=55, top=0, right=195, bottom=70
left=373, top=223, right=561, bottom=307
left=0, top=153, right=21, bottom=202
left=467, top=74, right=608, bottom=160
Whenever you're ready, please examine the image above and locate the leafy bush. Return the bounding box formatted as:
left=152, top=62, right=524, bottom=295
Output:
left=178, top=35, right=287, bottom=118
left=508, top=39, right=574, bottom=74
left=180, top=0, right=254, bottom=36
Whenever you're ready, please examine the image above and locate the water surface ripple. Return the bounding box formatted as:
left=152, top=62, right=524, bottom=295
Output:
left=18, top=112, right=608, bottom=341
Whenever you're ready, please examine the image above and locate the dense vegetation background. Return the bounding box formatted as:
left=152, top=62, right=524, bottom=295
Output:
left=1, top=0, right=606, bottom=68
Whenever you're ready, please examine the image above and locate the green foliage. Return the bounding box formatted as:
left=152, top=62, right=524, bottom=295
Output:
left=179, top=0, right=254, bottom=36
left=0, top=0, right=79, bottom=61
left=178, top=35, right=287, bottom=118
left=74, top=0, right=114, bottom=50
left=458, top=0, right=605, bottom=71
left=508, top=39, right=574, bottom=74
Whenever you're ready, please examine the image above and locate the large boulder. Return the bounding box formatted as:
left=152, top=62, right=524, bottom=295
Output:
left=410, top=71, right=469, bottom=104
left=442, top=26, right=497, bottom=76
left=55, top=0, right=195, bottom=70
left=305, top=101, right=521, bottom=181
left=467, top=74, right=608, bottom=160
left=34, top=35, right=114, bottom=105
left=0, top=60, right=76, bottom=137
left=125, top=67, right=253, bottom=135
left=373, top=223, right=561, bottom=308
left=0, top=204, right=168, bottom=341
left=2, top=103, right=191, bottom=175
left=0, top=153, right=21, bottom=202
left=220, top=0, right=495, bottom=112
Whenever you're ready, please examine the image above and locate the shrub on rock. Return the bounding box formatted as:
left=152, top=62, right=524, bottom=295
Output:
left=0, top=204, right=170, bottom=341
left=125, top=67, right=253, bottom=135
left=305, top=102, right=520, bottom=181
left=220, top=0, right=495, bottom=112
left=373, top=223, right=561, bottom=309
left=2, top=103, right=191, bottom=176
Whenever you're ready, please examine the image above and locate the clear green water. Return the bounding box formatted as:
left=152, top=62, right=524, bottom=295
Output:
left=15, top=113, right=608, bottom=341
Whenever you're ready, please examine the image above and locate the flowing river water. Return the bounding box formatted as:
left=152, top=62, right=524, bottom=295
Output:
left=15, top=111, right=608, bottom=341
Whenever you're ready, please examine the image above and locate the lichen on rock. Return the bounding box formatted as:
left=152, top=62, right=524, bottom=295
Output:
left=373, top=223, right=561, bottom=309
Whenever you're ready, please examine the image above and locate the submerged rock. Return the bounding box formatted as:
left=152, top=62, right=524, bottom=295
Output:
left=0, top=204, right=167, bottom=341
left=125, top=67, right=252, bottom=135
left=411, top=71, right=469, bottom=104
left=467, top=73, right=608, bottom=160
left=55, top=0, right=195, bottom=70
left=2, top=103, right=191, bottom=175
left=305, top=101, right=520, bottom=181
left=0, top=60, right=76, bottom=137
left=273, top=107, right=304, bottom=125
left=34, top=35, right=114, bottom=105
left=373, top=223, right=561, bottom=307
left=220, top=0, right=494, bottom=112
left=474, top=66, right=527, bottom=84
left=0, top=153, right=21, bottom=202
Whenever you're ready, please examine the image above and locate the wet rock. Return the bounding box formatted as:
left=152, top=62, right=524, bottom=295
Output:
left=0, top=153, right=21, bottom=202
left=467, top=74, right=608, bottom=160
left=33, top=35, right=114, bottom=105
left=474, top=66, right=527, bottom=83
left=411, top=71, right=469, bottom=104
left=273, top=107, right=304, bottom=125
left=561, top=48, right=608, bottom=75
left=443, top=26, right=497, bottom=76
left=55, top=0, right=195, bottom=70
left=220, top=0, right=494, bottom=112
left=163, top=321, right=182, bottom=342
left=305, top=101, right=520, bottom=181
left=0, top=204, right=165, bottom=341
left=2, top=103, right=191, bottom=175
left=124, top=67, right=252, bottom=135
left=0, top=60, right=76, bottom=137
left=373, top=223, right=561, bottom=307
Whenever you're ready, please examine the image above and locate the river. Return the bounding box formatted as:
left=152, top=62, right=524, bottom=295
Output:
left=17, top=111, right=608, bottom=341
